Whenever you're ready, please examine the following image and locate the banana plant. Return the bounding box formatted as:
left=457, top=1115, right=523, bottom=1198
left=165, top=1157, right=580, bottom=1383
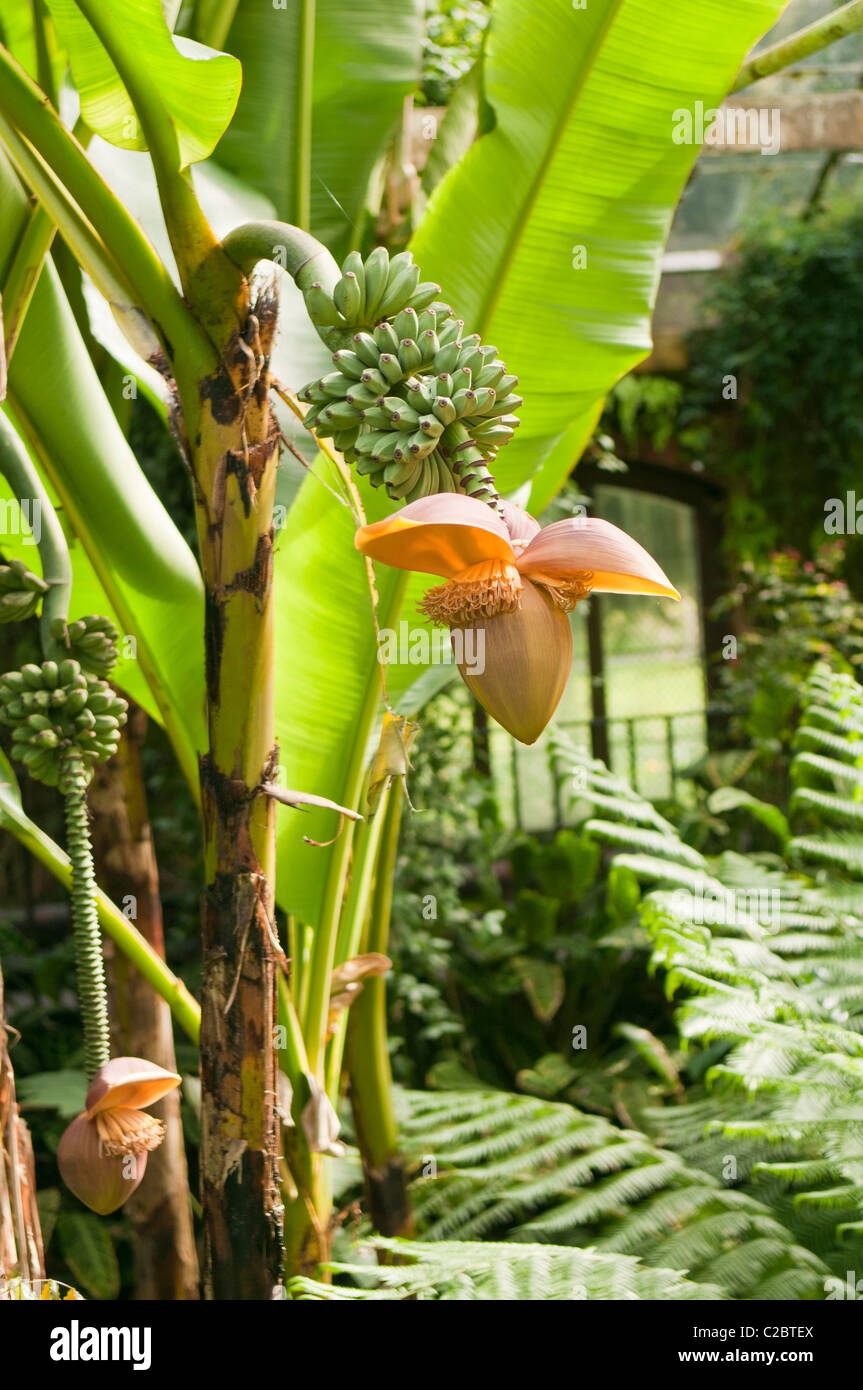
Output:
left=0, top=0, right=786, bottom=1297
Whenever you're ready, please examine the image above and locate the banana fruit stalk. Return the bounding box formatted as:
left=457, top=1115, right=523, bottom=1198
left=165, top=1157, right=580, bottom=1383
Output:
left=0, top=659, right=127, bottom=788
left=0, top=557, right=48, bottom=623
left=298, top=247, right=523, bottom=505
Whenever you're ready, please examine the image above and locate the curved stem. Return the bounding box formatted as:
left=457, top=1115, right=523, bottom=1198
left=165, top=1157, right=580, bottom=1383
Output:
left=61, top=748, right=110, bottom=1080
left=68, top=0, right=240, bottom=347
left=221, top=221, right=340, bottom=295
left=0, top=412, right=72, bottom=660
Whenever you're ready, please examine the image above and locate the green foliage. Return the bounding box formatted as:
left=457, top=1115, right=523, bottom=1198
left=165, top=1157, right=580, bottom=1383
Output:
left=215, top=0, right=424, bottom=263
left=352, top=672, right=863, bottom=1303
left=45, top=0, right=241, bottom=163
left=394, top=1088, right=826, bottom=1300
left=54, top=1210, right=120, bottom=1301
left=712, top=544, right=863, bottom=755
left=388, top=693, right=671, bottom=1093
left=411, top=0, right=786, bottom=507
left=420, top=1, right=490, bottom=106
left=288, top=1235, right=722, bottom=1300
left=608, top=374, right=684, bottom=453
left=683, top=209, right=863, bottom=561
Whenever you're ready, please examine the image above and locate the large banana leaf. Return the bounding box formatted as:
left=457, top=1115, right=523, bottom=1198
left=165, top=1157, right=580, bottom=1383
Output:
left=216, top=0, right=424, bottom=260
left=272, top=0, right=785, bottom=926
left=412, top=0, right=786, bottom=509
left=43, top=0, right=240, bottom=165
left=0, top=154, right=205, bottom=788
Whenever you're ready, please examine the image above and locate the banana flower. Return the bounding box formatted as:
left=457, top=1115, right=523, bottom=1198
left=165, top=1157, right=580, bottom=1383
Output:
left=57, top=1057, right=181, bottom=1214
left=355, top=495, right=679, bottom=744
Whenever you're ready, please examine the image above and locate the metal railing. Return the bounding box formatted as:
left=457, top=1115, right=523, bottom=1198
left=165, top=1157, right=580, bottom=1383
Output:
left=506, top=706, right=731, bottom=830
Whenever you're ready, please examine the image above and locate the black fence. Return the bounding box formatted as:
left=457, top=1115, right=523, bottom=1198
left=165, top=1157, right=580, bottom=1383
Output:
left=503, top=706, right=732, bottom=831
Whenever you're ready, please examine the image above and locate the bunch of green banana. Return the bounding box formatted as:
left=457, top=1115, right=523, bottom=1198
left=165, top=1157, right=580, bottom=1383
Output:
left=298, top=251, right=523, bottom=504
left=50, top=614, right=119, bottom=676
left=302, top=247, right=442, bottom=348
left=0, top=659, right=128, bottom=788
left=0, top=557, right=48, bottom=623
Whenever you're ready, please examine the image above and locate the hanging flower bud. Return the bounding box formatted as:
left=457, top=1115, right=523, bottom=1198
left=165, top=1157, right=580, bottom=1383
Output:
left=57, top=1057, right=181, bottom=1215
left=355, top=495, right=679, bottom=744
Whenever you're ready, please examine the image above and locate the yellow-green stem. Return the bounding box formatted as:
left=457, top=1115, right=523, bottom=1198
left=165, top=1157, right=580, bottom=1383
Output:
left=347, top=783, right=404, bottom=1170
left=301, top=572, right=409, bottom=1078
left=324, top=788, right=389, bottom=1103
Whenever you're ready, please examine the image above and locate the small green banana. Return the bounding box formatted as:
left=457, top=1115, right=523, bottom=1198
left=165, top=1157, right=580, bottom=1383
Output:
left=418, top=329, right=440, bottom=364
left=452, top=367, right=472, bottom=394
left=376, top=254, right=421, bottom=319
left=433, top=340, right=461, bottom=374
left=304, top=283, right=341, bottom=327
left=352, top=332, right=381, bottom=368
left=362, top=247, right=391, bottom=321
left=323, top=400, right=363, bottom=427
left=432, top=396, right=457, bottom=427
left=392, top=306, right=419, bottom=341
left=359, top=406, right=393, bottom=429
left=377, top=354, right=404, bottom=386
left=397, top=338, right=423, bottom=374
left=452, top=388, right=477, bottom=418
left=333, top=271, right=363, bottom=323
left=469, top=387, right=498, bottom=416
left=331, top=350, right=366, bottom=381
left=409, top=282, right=442, bottom=312
left=373, top=321, right=401, bottom=355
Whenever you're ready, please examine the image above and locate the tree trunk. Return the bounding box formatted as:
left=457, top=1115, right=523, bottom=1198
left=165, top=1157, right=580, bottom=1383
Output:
left=191, top=292, right=283, bottom=1299
left=0, top=958, right=45, bottom=1295
left=89, top=704, right=199, bottom=1300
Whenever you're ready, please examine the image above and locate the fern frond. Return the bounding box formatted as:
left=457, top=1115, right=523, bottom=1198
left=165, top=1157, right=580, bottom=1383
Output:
left=585, top=819, right=707, bottom=868
left=792, top=787, right=863, bottom=824
left=789, top=834, right=863, bottom=876
left=291, top=1238, right=725, bottom=1301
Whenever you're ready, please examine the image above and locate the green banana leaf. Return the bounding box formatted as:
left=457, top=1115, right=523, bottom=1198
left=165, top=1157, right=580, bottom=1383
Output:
left=271, top=0, right=785, bottom=926
left=0, top=0, right=65, bottom=87
left=410, top=0, right=786, bottom=510
left=43, top=0, right=240, bottom=165
left=0, top=749, right=200, bottom=1041
left=0, top=153, right=205, bottom=790
left=216, top=0, right=424, bottom=261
